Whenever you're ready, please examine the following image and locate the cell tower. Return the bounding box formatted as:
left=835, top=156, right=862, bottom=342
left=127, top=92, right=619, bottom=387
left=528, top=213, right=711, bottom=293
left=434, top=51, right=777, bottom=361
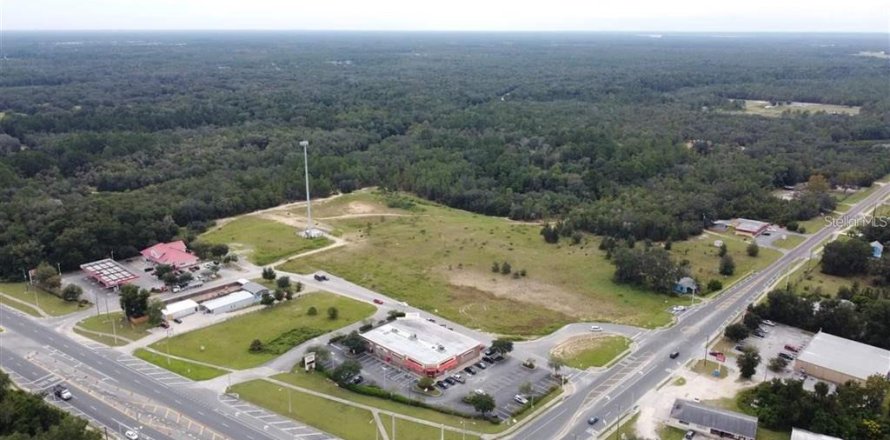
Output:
left=300, top=140, right=322, bottom=238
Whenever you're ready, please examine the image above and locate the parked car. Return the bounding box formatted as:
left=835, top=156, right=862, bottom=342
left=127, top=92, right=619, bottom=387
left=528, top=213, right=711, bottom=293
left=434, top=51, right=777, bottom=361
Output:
left=158, top=321, right=170, bottom=329
left=314, top=273, right=329, bottom=281
left=514, top=394, right=529, bottom=405
left=492, top=354, right=505, bottom=362
left=753, top=330, right=766, bottom=338
left=590, top=325, right=602, bottom=332
left=475, top=361, right=488, bottom=369
left=669, top=351, right=680, bottom=359
left=451, top=374, right=465, bottom=384
left=351, top=375, right=364, bottom=385
left=778, top=352, right=795, bottom=361
left=143, top=267, right=154, bottom=272
left=734, top=344, right=746, bottom=351
left=125, top=430, right=140, bottom=440
left=373, top=299, right=384, bottom=305
left=172, top=286, right=181, bottom=293
left=484, top=348, right=495, bottom=356
left=427, top=318, right=436, bottom=323
left=473, top=389, right=486, bottom=395
left=762, top=320, right=776, bottom=326
left=587, top=416, right=599, bottom=425
left=435, top=380, right=448, bottom=389
left=684, top=430, right=696, bottom=439
left=784, top=344, right=801, bottom=353
left=463, top=366, right=477, bottom=375
left=444, top=377, right=457, bottom=385
left=173, top=318, right=183, bottom=324
left=482, top=356, right=495, bottom=363
left=53, top=385, right=72, bottom=401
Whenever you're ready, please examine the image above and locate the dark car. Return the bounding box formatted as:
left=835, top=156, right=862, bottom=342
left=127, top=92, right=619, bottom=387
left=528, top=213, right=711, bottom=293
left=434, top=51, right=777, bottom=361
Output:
left=173, top=318, right=183, bottom=324
left=484, top=348, right=495, bottom=356
left=435, top=380, right=448, bottom=389
left=587, top=416, right=599, bottom=425
left=444, top=377, right=457, bottom=385
left=314, top=273, right=329, bottom=281
left=463, top=366, right=477, bottom=375
left=734, top=345, right=746, bottom=351
left=669, top=351, right=680, bottom=359
left=778, top=352, right=795, bottom=361
left=492, top=354, right=505, bottom=362
left=373, top=299, right=384, bottom=305
left=158, top=321, right=170, bottom=329
left=475, top=361, right=488, bottom=369
left=351, top=375, right=364, bottom=385
left=482, top=356, right=495, bottom=364
left=753, top=330, right=766, bottom=338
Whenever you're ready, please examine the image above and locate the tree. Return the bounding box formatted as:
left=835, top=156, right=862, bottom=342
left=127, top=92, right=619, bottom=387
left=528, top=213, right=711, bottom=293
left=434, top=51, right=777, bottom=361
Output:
left=747, top=242, right=760, bottom=257
left=276, top=276, right=291, bottom=289
left=519, top=381, right=534, bottom=406
left=249, top=339, right=264, bottom=352
left=209, top=243, right=229, bottom=259
left=61, top=284, right=83, bottom=302
left=285, top=290, right=294, bottom=300
left=821, top=239, right=872, bottom=276
left=295, top=281, right=303, bottom=293
left=33, top=262, right=61, bottom=291
left=307, top=306, right=318, bottom=316
left=154, top=264, right=174, bottom=279
left=332, top=360, right=361, bottom=385
left=491, top=339, right=514, bottom=355
left=340, top=331, right=366, bottom=354
left=737, top=347, right=761, bottom=379
left=260, top=292, right=275, bottom=306
left=540, top=224, right=559, bottom=244
left=807, top=173, right=830, bottom=194
left=327, top=306, right=339, bottom=320
left=707, top=279, right=723, bottom=292
left=548, top=355, right=566, bottom=376
left=274, top=289, right=285, bottom=302
left=491, top=261, right=500, bottom=273
left=724, top=323, right=750, bottom=342
left=719, top=254, right=736, bottom=276
left=500, top=261, right=512, bottom=275
left=768, top=356, right=788, bottom=372
left=417, top=377, right=435, bottom=391
left=611, top=247, right=686, bottom=294
left=467, top=392, right=496, bottom=415
left=743, top=311, right=762, bottom=330
left=304, top=345, right=331, bottom=369
left=119, top=284, right=150, bottom=318
left=262, top=267, right=276, bottom=280
left=718, top=243, right=728, bottom=257
left=146, top=299, right=165, bottom=325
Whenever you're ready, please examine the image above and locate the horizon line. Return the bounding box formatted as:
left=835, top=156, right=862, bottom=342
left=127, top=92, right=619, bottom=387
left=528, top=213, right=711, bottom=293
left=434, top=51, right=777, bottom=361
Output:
left=3, top=29, right=889, bottom=35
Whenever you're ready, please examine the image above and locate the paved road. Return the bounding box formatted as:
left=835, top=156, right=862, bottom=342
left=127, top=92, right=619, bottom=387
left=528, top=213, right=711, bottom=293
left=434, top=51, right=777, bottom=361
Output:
left=0, top=307, right=298, bottom=440
left=508, top=183, right=890, bottom=440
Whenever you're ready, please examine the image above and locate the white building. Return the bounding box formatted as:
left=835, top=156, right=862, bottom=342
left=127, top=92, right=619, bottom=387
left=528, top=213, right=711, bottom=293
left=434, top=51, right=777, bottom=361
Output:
left=201, top=290, right=260, bottom=314
left=795, top=331, right=890, bottom=384
left=162, top=299, right=199, bottom=320
left=791, top=428, right=842, bottom=440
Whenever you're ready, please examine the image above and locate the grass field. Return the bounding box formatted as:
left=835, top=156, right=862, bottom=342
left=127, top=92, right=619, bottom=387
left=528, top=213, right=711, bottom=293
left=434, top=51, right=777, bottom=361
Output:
left=272, top=370, right=503, bottom=434
left=734, top=99, right=859, bottom=117
left=658, top=425, right=688, bottom=440
left=200, top=216, right=332, bottom=265
left=552, top=335, right=630, bottom=369
left=797, top=215, right=831, bottom=234
left=772, top=234, right=806, bottom=250
left=0, top=282, right=84, bottom=316
left=786, top=258, right=870, bottom=297
left=148, top=292, right=374, bottom=369
left=379, top=413, right=482, bottom=440
left=77, top=312, right=153, bottom=342
left=133, top=349, right=227, bottom=380
left=691, top=359, right=729, bottom=379
left=73, top=328, right=128, bottom=347
left=0, top=295, right=41, bottom=316
left=230, top=380, right=379, bottom=440
left=673, top=233, right=782, bottom=291
left=279, top=191, right=701, bottom=334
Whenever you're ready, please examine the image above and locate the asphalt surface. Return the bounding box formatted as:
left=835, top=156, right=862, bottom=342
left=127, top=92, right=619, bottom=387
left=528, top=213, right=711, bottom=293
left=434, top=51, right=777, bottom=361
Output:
left=508, top=183, right=890, bottom=440
left=0, top=307, right=290, bottom=440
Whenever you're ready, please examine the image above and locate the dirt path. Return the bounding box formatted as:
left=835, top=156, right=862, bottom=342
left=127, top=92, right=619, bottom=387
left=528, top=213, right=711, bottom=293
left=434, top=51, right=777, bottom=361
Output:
left=212, top=192, right=346, bottom=228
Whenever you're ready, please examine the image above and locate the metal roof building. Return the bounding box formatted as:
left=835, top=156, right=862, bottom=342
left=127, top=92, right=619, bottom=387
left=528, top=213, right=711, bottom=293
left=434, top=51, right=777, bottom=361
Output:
left=162, top=299, right=199, bottom=320
left=732, top=218, right=770, bottom=237
left=361, top=314, right=484, bottom=377
left=237, top=278, right=269, bottom=296
left=200, top=290, right=259, bottom=314
left=791, top=428, right=842, bottom=440
left=668, top=399, right=758, bottom=440
left=80, top=259, right=139, bottom=288
left=795, top=331, right=890, bottom=384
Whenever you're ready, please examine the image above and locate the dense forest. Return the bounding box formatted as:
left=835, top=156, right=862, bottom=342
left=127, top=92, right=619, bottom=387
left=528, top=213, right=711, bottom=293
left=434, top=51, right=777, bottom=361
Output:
left=1, top=32, right=889, bottom=277
left=0, top=372, right=101, bottom=440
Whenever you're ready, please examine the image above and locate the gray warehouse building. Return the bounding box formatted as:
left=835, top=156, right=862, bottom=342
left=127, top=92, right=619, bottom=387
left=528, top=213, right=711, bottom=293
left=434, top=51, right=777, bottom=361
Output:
left=795, top=331, right=890, bottom=384
left=668, top=399, right=758, bottom=440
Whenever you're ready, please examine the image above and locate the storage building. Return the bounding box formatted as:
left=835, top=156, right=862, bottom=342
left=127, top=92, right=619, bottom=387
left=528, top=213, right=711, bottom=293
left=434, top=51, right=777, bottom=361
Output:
left=668, top=399, right=758, bottom=440
left=794, top=331, right=890, bottom=384
left=201, top=290, right=260, bottom=314
left=162, top=299, right=199, bottom=320
left=791, top=428, right=842, bottom=440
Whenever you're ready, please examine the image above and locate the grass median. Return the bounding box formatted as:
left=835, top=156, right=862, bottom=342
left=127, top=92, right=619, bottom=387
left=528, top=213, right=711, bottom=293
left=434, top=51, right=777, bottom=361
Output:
left=134, top=349, right=227, bottom=381
left=76, top=312, right=153, bottom=343
left=0, top=282, right=85, bottom=316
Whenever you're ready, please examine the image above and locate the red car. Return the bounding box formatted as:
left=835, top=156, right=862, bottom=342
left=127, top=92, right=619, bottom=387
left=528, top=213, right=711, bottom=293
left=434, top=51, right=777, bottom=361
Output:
left=373, top=299, right=384, bottom=305
left=784, top=344, right=801, bottom=353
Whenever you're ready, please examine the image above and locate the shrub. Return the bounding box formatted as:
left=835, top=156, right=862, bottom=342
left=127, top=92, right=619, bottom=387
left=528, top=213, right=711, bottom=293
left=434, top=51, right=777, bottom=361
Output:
left=707, top=279, right=724, bottom=292
left=327, top=306, right=339, bottom=320
left=249, top=339, right=264, bottom=352
left=307, top=306, right=318, bottom=316
left=358, top=323, right=374, bottom=333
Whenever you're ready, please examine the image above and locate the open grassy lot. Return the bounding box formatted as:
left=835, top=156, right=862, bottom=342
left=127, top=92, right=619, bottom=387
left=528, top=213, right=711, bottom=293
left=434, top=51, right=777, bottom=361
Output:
left=551, top=335, right=630, bottom=369
left=133, top=349, right=227, bottom=380
left=73, top=328, right=128, bottom=347
left=837, top=183, right=881, bottom=205
left=658, top=425, right=688, bottom=440
left=200, top=216, right=332, bottom=265
left=734, top=99, right=859, bottom=117
left=797, top=214, right=831, bottom=235
left=379, top=413, right=482, bottom=440
left=77, top=312, right=153, bottom=342
left=230, top=380, right=378, bottom=440
left=787, top=258, right=870, bottom=297
left=0, top=282, right=84, bottom=316
left=673, top=233, right=782, bottom=292
left=272, top=370, right=503, bottom=434
left=280, top=191, right=697, bottom=334
left=148, top=292, right=374, bottom=369
left=691, top=359, right=729, bottom=379
left=772, top=234, right=806, bottom=250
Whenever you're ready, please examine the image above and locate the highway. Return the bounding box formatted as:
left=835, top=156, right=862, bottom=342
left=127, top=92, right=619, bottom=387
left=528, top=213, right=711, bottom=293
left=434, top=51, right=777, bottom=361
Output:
left=508, top=182, right=890, bottom=440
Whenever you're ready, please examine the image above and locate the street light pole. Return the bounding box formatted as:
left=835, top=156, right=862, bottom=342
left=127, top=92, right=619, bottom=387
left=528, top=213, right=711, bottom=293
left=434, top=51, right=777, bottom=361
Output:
left=299, top=140, right=313, bottom=236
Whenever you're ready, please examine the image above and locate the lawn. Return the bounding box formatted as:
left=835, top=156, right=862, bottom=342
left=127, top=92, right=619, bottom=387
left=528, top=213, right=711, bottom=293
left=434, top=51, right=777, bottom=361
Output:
left=230, top=380, right=378, bottom=440
left=379, top=413, right=482, bottom=440
left=672, top=233, right=782, bottom=293
left=691, top=359, right=729, bottom=379
left=787, top=258, right=870, bottom=297
left=76, top=312, right=153, bottom=342
left=148, top=292, right=374, bottom=369
left=658, top=425, right=688, bottom=440
left=271, top=371, right=504, bottom=433
left=771, top=234, right=806, bottom=250
left=733, top=99, right=859, bottom=118
left=552, top=335, right=630, bottom=369
left=797, top=215, right=832, bottom=234
left=279, top=191, right=693, bottom=334
left=0, top=295, right=41, bottom=317
left=0, top=282, right=84, bottom=316
left=200, top=216, right=332, bottom=265
left=837, top=183, right=881, bottom=205
left=73, top=328, right=128, bottom=347
left=133, top=349, right=227, bottom=380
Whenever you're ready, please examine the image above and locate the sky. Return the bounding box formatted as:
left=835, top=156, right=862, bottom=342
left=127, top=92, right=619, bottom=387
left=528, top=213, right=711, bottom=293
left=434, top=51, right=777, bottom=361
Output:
left=2, top=0, right=889, bottom=33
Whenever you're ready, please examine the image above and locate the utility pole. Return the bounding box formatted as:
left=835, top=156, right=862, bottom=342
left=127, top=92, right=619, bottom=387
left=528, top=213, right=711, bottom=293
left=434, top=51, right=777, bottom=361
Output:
left=392, top=414, right=396, bottom=440
left=300, top=140, right=314, bottom=237
left=105, top=297, right=118, bottom=344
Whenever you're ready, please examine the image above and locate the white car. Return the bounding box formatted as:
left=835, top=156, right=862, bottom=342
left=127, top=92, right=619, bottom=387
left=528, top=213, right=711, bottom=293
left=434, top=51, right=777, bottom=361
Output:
left=762, top=319, right=776, bottom=326
left=513, top=394, right=529, bottom=405
left=590, top=325, right=602, bottom=332
left=125, top=430, right=139, bottom=440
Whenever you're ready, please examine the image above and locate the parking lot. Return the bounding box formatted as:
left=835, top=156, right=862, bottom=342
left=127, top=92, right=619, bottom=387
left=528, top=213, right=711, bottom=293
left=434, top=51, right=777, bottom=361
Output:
left=335, top=346, right=559, bottom=421
left=731, top=322, right=813, bottom=381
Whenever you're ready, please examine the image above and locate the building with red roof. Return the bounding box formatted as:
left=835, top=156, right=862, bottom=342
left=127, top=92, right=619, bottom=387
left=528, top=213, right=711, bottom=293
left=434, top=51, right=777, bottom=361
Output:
left=140, top=240, right=199, bottom=268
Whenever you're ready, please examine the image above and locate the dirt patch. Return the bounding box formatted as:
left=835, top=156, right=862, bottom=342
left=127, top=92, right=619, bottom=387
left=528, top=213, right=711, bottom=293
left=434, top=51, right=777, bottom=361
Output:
left=550, top=334, right=612, bottom=359
left=443, top=270, right=584, bottom=318
left=344, top=201, right=377, bottom=215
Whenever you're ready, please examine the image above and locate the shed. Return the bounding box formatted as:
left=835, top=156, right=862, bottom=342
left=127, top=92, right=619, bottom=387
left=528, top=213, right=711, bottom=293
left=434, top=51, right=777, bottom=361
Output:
left=871, top=241, right=884, bottom=258
left=162, top=299, right=199, bottom=320
left=791, top=428, right=842, bottom=440
left=674, top=277, right=699, bottom=295
left=201, top=290, right=260, bottom=314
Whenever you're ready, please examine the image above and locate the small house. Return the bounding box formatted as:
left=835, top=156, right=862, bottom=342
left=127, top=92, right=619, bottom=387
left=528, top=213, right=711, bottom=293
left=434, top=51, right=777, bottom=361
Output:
left=871, top=241, right=884, bottom=259
left=674, top=277, right=699, bottom=295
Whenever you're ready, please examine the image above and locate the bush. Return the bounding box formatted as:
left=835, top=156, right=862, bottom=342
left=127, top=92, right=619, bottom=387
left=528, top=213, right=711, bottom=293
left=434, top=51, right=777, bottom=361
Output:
left=358, top=323, right=374, bottom=333
left=768, top=356, right=789, bottom=372
left=61, top=284, right=83, bottom=302
left=249, top=339, right=264, bottom=352
left=491, top=262, right=500, bottom=273
left=707, top=279, right=723, bottom=292
left=747, top=242, right=760, bottom=257
left=307, top=306, right=318, bottom=316
left=260, top=327, right=326, bottom=354
left=724, top=323, right=750, bottom=342
left=500, top=261, right=512, bottom=275
left=327, top=306, right=339, bottom=320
